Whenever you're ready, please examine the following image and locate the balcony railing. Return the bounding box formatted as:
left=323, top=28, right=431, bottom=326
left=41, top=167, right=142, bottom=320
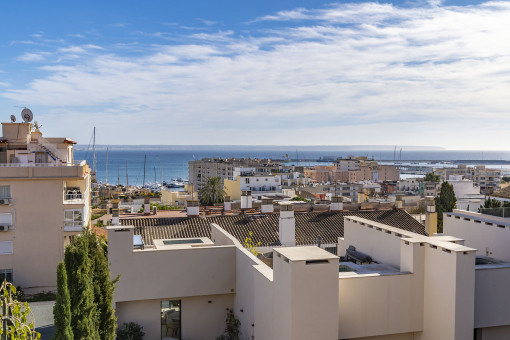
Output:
left=0, top=160, right=85, bottom=167
left=64, top=220, right=85, bottom=232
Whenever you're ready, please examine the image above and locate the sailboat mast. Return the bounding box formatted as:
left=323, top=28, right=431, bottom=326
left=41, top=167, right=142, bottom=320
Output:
left=126, top=160, right=129, bottom=187
left=154, top=166, right=156, bottom=184
left=143, top=155, right=146, bottom=186
left=105, top=147, right=108, bottom=184
left=92, top=127, right=96, bottom=173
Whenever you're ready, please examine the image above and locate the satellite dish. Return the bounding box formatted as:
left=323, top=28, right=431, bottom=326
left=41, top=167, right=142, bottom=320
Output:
left=21, top=108, right=33, bottom=123
left=10, top=115, right=16, bottom=123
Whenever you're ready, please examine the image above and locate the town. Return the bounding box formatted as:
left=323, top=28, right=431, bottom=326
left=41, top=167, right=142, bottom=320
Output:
left=2, top=113, right=510, bottom=339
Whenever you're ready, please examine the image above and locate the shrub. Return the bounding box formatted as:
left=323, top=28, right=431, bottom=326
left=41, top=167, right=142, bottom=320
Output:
left=116, top=322, right=145, bottom=340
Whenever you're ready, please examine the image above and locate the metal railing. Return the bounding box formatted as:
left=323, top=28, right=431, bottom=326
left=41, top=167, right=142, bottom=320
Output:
left=0, top=160, right=85, bottom=167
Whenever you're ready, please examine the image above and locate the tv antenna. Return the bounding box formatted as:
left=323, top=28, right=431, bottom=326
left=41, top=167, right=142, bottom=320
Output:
left=21, top=108, right=33, bottom=122
left=10, top=115, right=16, bottom=123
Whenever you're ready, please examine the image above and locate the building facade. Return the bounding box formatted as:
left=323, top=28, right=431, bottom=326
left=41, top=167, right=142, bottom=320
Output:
left=0, top=120, right=90, bottom=293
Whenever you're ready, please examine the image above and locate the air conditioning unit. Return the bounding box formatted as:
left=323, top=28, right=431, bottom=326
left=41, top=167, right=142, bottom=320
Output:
left=0, top=225, right=9, bottom=232
left=0, top=198, right=11, bottom=205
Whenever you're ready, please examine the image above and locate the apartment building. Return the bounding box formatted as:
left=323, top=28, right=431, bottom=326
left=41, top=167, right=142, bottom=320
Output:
left=188, top=158, right=281, bottom=191
left=398, top=178, right=421, bottom=192
left=435, top=165, right=501, bottom=194
left=419, top=181, right=441, bottom=196
left=305, top=162, right=399, bottom=184
left=224, top=168, right=282, bottom=200
left=0, top=118, right=90, bottom=293
left=109, top=202, right=510, bottom=340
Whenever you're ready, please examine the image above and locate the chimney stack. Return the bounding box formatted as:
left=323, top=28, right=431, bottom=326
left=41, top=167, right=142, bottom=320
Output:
left=241, top=190, right=252, bottom=210
left=395, top=194, right=404, bottom=209
left=279, top=202, right=295, bottom=247
left=331, top=196, right=343, bottom=212
left=425, top=196, right=437, bottom=235
left=186, top=200, right=200, bottom=217
left=112, top=199, right=120, bottom=225
left=143, top=197, right=150, bottom=216
left=224, top=196, right=232, bottom=212
left=261, top=198, right=274, bottom=213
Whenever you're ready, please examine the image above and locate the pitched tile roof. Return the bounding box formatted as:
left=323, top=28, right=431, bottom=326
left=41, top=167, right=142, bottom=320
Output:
left=121, top=209, right=425, bottom=247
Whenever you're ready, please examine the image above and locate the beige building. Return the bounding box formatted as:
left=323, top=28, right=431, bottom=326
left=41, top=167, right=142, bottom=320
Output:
left=161, top=185, right=197, bottom=206
left=188, top=158, right=280, bottom=191
left=435, top=165, right=501, bottom=194
left=110, top=201, right=510, bottom=340
left=0, top=118, right=90, bottom=293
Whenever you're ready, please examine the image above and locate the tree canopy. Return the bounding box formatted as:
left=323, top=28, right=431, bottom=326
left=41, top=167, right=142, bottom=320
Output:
left=56, top=230, right=117, bottom=340
left=199, top=177, right=226, bottom=206
left=424, top=172, right=441, bottom=182
left=435, top=181, right=457, bottom=232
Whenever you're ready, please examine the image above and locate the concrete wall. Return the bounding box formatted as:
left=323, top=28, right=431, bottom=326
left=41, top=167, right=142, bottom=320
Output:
left=338, top=274, right=419, bottom=339
left=444, top=210, right=510, bottom=260
left=477, top=325, right=510, bottom=340
left=109, top=227, right=236, bottom=303
left=341, top=218, right=410, bottom=268
left=116, top=294, right=233, bottom=340
left=475, top=267, right=510, bottom=329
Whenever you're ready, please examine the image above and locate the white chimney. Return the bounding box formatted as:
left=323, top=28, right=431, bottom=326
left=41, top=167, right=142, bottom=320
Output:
left=241, top=190, right=252, bottom=209
left=331, top=196, right=343, bottom=212
left=224, top=196, right=232, bottom=212
left=112, top=200, right=120, bottom=225
left=261, top=198, right=274, bottom=213
left=279, top=202, right=295, bottom=247
left=395, top=194, right=404, bottom=209
left=186, top=200, right=200, bottom=217
left=143, top=197, right=150, bottom=215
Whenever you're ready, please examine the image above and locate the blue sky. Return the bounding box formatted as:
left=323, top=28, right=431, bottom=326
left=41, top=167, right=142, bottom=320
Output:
left=1, top=0, right=509, bottom=149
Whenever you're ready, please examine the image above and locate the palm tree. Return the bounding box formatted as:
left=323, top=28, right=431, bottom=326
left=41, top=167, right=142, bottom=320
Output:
left=199, top=177, right=226, bottom=206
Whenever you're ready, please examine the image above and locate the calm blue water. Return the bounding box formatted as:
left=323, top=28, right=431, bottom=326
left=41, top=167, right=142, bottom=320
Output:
left=74, top=148, right=510, bottom=186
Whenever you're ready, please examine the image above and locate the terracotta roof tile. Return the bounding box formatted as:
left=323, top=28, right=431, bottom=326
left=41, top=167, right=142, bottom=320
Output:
left=121, top=210, right=425, bottom=246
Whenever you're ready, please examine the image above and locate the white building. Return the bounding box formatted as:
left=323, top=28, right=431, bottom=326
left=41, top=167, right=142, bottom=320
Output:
left=109, top=200, right=510, bottom=340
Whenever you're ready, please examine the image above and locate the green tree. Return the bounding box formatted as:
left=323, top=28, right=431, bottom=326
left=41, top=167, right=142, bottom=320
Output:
left=199, top=177, right=226, bottom=206
left=88, top=234, right=117, bottom=340
left=64, top=236, right=99, bottom=340
left=424, top=172, right=441, bottom=182
left=482, top=197, right=502, bottom=209
left=435, top=181, right=457, bottom=232
left=0, top=281, right=40, bottom=340
left=53, top=263, right=73, bottom=340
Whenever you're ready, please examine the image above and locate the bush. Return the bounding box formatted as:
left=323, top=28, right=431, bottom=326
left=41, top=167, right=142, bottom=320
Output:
left=117, top=322, right=145, bottom=340
left=290, top=196, right=310, bottom=202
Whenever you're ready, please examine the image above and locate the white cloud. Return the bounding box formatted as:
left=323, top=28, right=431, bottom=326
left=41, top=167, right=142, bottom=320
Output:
left=3, top=1, right=510, bottom=148
left=16, top=52, right=48, bottom=62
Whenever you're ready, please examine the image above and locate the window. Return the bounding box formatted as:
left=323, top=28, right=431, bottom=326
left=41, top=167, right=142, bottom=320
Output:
left=0, top=185, right=10, bottom=198
left=161, top=300, right=181, bottom=339
left=0, top=213, right=12, bottom=225
left=0, top=241, right=13, bottom=255
left=245, top=178, right=250, bottom=184
left=64, top=209, right=83, bottom=227
left=0, top=269, right=12, bottom=282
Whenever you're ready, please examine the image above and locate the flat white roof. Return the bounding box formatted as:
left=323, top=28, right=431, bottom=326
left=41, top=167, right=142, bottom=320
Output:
left=275, top=246, right=339, bottom=261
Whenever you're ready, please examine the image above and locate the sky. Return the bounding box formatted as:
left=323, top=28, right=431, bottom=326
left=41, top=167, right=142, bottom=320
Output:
left=1, top=0, right=509, bottom=149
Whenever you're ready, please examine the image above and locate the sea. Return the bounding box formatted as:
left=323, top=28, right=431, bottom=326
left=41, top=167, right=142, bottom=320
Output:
left=73, top=147, right=510, bottom=186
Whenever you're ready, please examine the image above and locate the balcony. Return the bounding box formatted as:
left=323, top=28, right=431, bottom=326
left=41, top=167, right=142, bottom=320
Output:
left=64, top=220, right=85, bottom=232
left=63, top=188, right=84, bottom=204
left=0, top=160, right=88, bottom=179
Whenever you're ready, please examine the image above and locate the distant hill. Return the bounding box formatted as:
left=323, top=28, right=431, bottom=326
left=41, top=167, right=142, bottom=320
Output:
left=74, top=144, right=445, bottom=151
